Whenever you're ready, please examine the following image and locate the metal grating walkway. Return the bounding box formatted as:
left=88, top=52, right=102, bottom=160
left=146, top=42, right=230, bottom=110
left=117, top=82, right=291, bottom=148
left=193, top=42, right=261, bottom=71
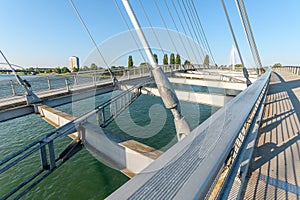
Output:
left=244, top=71, right=300, bottom=199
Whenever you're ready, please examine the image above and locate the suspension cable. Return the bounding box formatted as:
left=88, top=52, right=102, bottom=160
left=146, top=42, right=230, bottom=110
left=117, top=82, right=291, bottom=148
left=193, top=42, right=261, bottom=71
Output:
left=235, top=0, right=262, bottom=69
left=180, top=0, right=206, bottom=61
left=189, top=0, right=216, bottom=65
left=171, top=0, right=198, bottom=64
left=176, top=0, right=204, bottom=63
left=221, top=0, right=251, bottom=86
left=186, top=0, right=207, bottom=53
left=163, top=0, right=192, bottom=63
left=114, top=0, right=148, bottom=67
left=69, top=0, right=117, bottom=84
left=235, top=0, right=258, bottom=69
left=153, top=0, right=180, bottom=62
left=137, top=0, right=166, bottom=57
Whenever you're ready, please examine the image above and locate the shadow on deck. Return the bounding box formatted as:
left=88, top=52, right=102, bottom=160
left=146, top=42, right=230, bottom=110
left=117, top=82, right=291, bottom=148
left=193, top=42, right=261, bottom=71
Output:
left=243, top=71, right=300, bottom=199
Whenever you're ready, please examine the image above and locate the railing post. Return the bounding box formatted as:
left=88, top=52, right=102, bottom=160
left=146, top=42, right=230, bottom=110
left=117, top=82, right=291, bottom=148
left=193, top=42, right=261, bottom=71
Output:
left=74, top=75, right=77, bottom=85
left=40, top=143, right=48, bottom=170
left=128, top=70, right=130, bottom=79
left=93, top=73, right=96, bottom=86
left=48, top=141, right=56, bottom=170
left=101, top=109, right=105, bottom=127
left=65, top=78, right=70, bottom=92
left=10, top=80, right=16, bottom=96
left=96, top=112, right=100, bottom=126
left=47, top=76, right=51, bottom=90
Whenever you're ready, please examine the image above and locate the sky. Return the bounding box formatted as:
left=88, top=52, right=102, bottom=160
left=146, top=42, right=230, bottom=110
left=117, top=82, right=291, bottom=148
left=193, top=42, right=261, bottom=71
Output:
left=0, top=0, right=299, bottom=69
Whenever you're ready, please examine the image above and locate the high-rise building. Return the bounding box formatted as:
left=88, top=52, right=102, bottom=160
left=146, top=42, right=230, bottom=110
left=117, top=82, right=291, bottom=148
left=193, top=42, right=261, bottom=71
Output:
left=69, top=56, right=79, bottom=71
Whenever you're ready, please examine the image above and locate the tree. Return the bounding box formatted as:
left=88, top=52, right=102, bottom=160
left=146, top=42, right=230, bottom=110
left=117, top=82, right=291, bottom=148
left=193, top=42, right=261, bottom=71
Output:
left=235, top=64, right=243, bottom=68
left=72, top=67, right=79, bottom=72
left=203, top=54, right=209, bottom=68
left=163, top=54, right=168, bottom=65
left=90, top=63, right=97, bottom=70
left=175, top=54, right=181, bottom=65
left=184, top=60, right=191, bottom=66
left=272, top=63, right=282, bottom=68
left=35, top=67, right=41, bottom=73
left=61, top=67, right=70, bottom=73
left=153, top=54, right=158, bottom=64
left=170, top=53, right=175, bottom=65
left=140, top=62, right=149, bottom=67
left=82, top=66, right=89, bottom=71
left=54, top=67, right=61, bottom=74
left=128, top=55, right=134, bottom=68
left=45, top=69, right=53, bottom=73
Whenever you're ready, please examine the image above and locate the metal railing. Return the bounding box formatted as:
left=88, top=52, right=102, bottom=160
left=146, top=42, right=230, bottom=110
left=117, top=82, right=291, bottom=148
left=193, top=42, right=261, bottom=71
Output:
left=0, top=64, right=193, bottom=100
left=274, top=66, right=300, bottom=75
left=108, top=68, right=272, bottom=199
left=0, top=79, right=150, bottom=200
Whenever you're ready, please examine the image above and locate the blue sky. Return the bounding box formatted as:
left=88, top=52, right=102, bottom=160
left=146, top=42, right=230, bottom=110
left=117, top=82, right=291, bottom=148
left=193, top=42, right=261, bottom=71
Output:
left=0, top=0, right=299, bottom=68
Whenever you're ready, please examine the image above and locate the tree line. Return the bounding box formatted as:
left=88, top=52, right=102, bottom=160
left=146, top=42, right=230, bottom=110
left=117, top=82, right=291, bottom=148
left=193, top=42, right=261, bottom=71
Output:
left=128, top=53, right=211, bottom=68
left=128, top=53, right=192, bottom=68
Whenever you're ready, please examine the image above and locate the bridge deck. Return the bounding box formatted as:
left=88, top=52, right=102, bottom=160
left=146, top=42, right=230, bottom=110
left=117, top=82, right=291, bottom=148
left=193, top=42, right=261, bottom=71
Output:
left=244, top=71, right=300, bottom=199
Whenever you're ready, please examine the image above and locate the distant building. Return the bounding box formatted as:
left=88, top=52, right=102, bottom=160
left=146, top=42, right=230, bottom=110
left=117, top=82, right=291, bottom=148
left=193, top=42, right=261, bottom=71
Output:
left=69, top=56, right=79, bottom=71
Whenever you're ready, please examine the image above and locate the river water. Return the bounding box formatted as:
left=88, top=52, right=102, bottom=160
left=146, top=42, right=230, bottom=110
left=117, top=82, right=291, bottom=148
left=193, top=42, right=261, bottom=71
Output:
left=0, top=74, right=227, bottom=199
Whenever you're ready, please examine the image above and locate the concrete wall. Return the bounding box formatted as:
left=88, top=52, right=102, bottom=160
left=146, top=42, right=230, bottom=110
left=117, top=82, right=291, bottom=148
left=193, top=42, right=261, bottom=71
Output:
left=81, top=122, right=162, bottom=176
left=168, top=77, right=246, bottom=91
left=38, top=105, right=74, bottom=127
left=142, top=86, right=233, bottom=107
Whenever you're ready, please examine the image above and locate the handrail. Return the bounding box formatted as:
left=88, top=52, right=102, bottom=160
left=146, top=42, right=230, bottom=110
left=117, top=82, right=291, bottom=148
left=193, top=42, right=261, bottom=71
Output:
left=108, top=68, right=272, bottom=199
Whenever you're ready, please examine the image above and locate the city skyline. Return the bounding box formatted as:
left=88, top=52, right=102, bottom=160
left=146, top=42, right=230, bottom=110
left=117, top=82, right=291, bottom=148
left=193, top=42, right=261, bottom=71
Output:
left=0, top=1, right=299, bottom=68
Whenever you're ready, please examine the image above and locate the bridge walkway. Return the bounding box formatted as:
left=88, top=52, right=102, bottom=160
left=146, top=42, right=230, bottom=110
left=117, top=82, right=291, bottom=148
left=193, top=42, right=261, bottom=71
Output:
left=244, top=70, right=300, bottom=199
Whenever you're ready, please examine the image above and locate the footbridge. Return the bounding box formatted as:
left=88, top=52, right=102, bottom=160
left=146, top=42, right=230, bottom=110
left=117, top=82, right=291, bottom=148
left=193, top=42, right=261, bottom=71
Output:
left=1, top=0, right=300, bottom=198
left=1, top=65, right=299, bottom=199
